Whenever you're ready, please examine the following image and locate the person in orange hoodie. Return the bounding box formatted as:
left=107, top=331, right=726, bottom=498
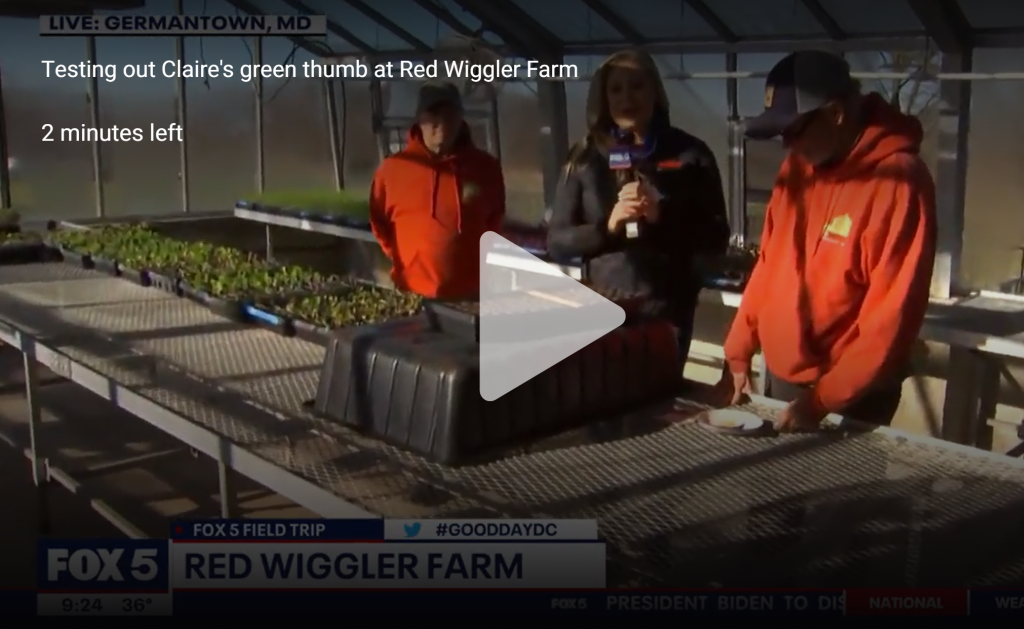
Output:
left=369, top=81, right=505, bottom=300
left=719, top=50, right=937, bottom=431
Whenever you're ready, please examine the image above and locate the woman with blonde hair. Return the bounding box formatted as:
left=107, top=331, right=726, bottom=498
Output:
left=547, top=49, right=730, bottom=371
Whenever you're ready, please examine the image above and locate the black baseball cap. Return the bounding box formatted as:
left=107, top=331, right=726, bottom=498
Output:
left=744, top=50, right=855, bottom=140
left=416, top=81, right=463, bottom=115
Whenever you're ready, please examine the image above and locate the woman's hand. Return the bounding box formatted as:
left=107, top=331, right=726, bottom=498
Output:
left=607, top=199, right=643, bottom=233
left=618, top=181, right=661, bottom=222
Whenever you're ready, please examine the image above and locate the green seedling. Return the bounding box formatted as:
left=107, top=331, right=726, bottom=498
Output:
left=0, top=209, right=21, bottom=228
left=0, top=230, right=41, bottom=245
left=247, top=188, right=370, bottom=220
left=273, top=285, right=422, bottom=329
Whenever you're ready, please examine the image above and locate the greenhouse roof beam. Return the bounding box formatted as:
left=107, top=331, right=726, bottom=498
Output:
left=279, top=0, right=375, bottom=54
left=452, top=0, right=562, bottom=59
left=907, top=0, right=973, bottom=53
left=341, top=0, right=432, bottom=53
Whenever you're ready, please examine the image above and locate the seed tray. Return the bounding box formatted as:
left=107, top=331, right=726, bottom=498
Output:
left=91, top=255, right=119, bottom=277
left=245, top=284, right=420, bottom=343
left=147, top=270, right=182, bottom=296
left=239, top=200, right=371, bottom=230
left=117, top=265, right=152, bottom=288
left=55, top=246, right=94, bottom=270
left=293, top=318, right=332, bottom=345
left=0, top=241, right=58, bottom=266
left=276, top=206, right=370, bottom=230
left=247, top=203, right=285, bottom=215
left=242, top=302, right=297, bottom=337
left=178, top=282, right=249, bottom=323
left=243, top=284, right=359, bottom=339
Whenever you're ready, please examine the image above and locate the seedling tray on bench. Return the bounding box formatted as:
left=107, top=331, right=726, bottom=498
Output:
left=245, top=283, right=423, bottom=345
left=117, top=264, right=153, bottom=288
left=54, top=245, right=95, bottom=270
left=242, top=287, right=356, bottom=342
left=0, top=240, right=58, bottom=266
left=240, top=202, right=371, bottom=230
left=146, top=270, right=183, bottom=295
left=90, top=255, right=119, bottom=277
left=178, top=282, right=254, bottom=323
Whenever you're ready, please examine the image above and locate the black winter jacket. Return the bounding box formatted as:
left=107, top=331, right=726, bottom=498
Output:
left=547, top=127, right=730, bottom=324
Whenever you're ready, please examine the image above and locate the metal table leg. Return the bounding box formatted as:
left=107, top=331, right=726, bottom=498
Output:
left=217, top=439, right=234, bottom=518
left=941, top=347, right=997, bottom=449
left=24, top=352, right=51, bottom=534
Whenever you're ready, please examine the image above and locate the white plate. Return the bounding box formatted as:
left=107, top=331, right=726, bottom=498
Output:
left=704, top=409, right=765, bottom=431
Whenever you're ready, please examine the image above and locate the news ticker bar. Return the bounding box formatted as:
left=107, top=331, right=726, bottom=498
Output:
left=32, top=590, right=1024, bottom=618
left=170, top=518, right=597, bottom=541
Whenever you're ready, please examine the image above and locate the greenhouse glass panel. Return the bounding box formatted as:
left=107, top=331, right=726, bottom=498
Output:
left=302, top=0, right=410, bottom=51
left=248, top=0, right=360, bottom=53
left=818, top=0, right=923, bottom=35
left=960, top=0, right=1024, bottom=30
left=601, top=0, right=716, bottom=39
left=359, top=0, right=478, bottom=48
left=95, top=0, right=181, bottom=216
left=710, top=0, right=827, bottom=37
left=183, top=0, right=258, bottom=212
left=513, top=0, right=623, bottom=42
left=261, top=38, right=336, bottom=193
left=0, top=18, right=94, bottom=219
left=431, top=0, right=505, bottom=45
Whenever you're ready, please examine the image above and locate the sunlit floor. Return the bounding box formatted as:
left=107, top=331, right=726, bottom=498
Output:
left=0, top=347, right=316, bottom=589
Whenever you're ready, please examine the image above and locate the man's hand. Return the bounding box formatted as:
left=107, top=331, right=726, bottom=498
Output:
left=714, top=369, right=753, bottom=407
left=777, top=390, right=828, bottom=432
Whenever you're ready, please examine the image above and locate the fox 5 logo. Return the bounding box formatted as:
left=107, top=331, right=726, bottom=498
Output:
left=47, top=548, right=159, bottom=582
left=551, top=597, right=587, bottom=610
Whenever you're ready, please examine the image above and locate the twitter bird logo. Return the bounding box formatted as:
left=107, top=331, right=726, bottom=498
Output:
left=404, top=522, right=421, bottom=538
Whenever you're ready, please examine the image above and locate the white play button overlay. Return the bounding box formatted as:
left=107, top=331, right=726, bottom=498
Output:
left=479, top=231, right=626, bottom=401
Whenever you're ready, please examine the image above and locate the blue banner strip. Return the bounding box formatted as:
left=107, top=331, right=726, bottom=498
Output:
left=170, top=519, right=384, bottom=541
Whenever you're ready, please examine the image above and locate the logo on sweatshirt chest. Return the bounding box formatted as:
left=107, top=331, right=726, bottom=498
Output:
left=461, top=181, right=480, bottom=203
left=822, top=213, right=852, bottom=244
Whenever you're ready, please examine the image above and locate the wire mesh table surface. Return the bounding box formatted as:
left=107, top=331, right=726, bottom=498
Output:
left=0, top=263, right=1023, bottom=587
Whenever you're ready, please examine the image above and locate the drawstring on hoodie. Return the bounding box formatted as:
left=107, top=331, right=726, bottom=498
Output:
left=429, top=161, right=464, bottom=234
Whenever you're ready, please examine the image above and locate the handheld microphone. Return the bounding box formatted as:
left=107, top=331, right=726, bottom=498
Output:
left=608, top=131, right=642, bottom=239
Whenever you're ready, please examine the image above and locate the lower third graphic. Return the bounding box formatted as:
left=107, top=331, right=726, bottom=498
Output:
left=403, top=522, right=421, bottom=538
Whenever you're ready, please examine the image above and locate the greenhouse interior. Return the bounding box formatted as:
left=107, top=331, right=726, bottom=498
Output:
left=1, top=0, right=1024, bottom=588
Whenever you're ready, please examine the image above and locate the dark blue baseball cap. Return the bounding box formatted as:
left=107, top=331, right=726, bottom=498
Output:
left=744, top=50, right=855, bottom=140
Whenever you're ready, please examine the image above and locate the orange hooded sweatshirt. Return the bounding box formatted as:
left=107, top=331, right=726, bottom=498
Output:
left=369, top=124, right=505, bottom=300
left=724, top=93, right=937, bottom=413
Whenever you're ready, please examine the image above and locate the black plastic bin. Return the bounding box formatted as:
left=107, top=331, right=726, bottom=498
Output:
left=312, top=315, right=680, bottom=465
left=424, top=300, right=479, bottom=341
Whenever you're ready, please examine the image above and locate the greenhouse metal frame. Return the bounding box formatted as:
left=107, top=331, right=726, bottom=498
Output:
left=0, top=0, right=1023, bottom=563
